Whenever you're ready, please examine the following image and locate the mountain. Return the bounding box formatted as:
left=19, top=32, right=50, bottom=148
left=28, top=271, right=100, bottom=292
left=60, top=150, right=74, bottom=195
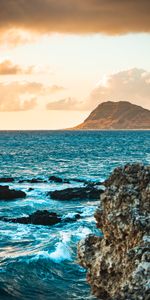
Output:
left=73, top=101, right=150, bottom=130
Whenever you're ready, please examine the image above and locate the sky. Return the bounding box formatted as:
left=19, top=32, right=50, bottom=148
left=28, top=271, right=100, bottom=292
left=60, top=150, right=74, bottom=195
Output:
left=0, top=0, right=150, bottom=130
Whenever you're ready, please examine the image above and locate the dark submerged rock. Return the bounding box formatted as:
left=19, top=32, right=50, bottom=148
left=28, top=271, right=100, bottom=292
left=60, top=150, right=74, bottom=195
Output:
left=19, top=178, right=47, bottom=183
left=2, top=210, right=61, bottom=226
left=0, top=210, right=82, bottom=226
left=28, top=188, right=34, bottom=192
left=49, top=176, right=70, bottom=184
left=49, top=176, right=63, bottom=183
left=0, top=177, right=14, bottom=183
left=0, top=185, right=26, bottom=200
left=49, top=186, right=103, bottom=201
left=78, top=164, right=150, bottom=300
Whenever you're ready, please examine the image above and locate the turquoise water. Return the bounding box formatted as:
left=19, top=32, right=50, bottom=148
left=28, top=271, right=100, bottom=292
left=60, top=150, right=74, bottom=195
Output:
left=0, top=130, right=150, bottom=300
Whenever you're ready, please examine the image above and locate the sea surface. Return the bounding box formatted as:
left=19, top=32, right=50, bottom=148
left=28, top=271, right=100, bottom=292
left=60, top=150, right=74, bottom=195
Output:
left=0, top=130, right=150, bottom=300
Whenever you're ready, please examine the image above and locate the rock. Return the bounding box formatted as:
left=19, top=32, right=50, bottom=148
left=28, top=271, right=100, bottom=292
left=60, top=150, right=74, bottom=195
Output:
left=71, top=178, right=88, bottom=184
left=2, top=210, right=61, bottom=226
left=78, top=164, right=150, bottom=300
left=63, top=213, right=81, bottom=223
left=49, top=186, right=103, bottom=201
left=0, top=177, right=14, bottom=183
left=49, top=176, right=63, bottom=183
left=19, top=178, right=46, bottom=183
left=0, top=185, right=26, bottom=200
left=49, top=176, right=70, bottom=184
left=0, top=210, right=82, bottom=226
left=28, top=188, right=34, bottom=192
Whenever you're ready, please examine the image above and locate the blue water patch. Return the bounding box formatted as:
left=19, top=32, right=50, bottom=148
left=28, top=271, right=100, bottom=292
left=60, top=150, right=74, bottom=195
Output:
left=0, top=130, right=150, bottom=299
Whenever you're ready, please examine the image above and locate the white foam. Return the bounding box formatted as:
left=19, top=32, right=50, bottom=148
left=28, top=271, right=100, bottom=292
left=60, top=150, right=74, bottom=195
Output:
left=49, top=232, right=72, bottom=263
left=85, top=216, right=95, bottom=222
left=75, top=226, right=92, bottom=239
left=62, top=212, right=78, bottom=220
left=81, top=206, right=96, bottom=217
left=60, top=232, right=71, bottom=243
left=49, top=242, right=72, bottom=263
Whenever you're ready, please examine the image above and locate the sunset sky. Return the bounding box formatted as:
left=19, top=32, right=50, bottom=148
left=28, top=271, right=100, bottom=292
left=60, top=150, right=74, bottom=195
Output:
left=0, top=0, right=150, bottom=129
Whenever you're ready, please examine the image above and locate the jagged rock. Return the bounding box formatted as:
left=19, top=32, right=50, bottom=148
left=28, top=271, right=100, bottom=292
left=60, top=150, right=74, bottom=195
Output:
left=19, top=178, right=46, bottom=183
left=49, top=186, right=103, bottom=201
left=0, top=210, right=82, bottom=226
left=78, top=164, right=150, bottom=300
left=0, top=185, right=26, bottom=200
left=2, top=210, right=61, bottom=226
left=0, top=177, right=14, bottom=183
left=28, top=188, right=34, bottom=192
left=49, top=176, right=70, bottom=183
left=49, top=176, right=63, bottom=183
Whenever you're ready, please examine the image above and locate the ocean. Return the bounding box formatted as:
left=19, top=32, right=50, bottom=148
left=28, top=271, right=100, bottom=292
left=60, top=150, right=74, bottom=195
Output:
left=0, top=130, right=150, bottom=300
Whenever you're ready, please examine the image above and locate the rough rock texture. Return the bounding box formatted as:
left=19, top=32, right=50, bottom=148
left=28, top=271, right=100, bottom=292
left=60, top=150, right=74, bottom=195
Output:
left=0, top=185, right=26, bottom=200
left=78, top=164, right=150, bottom=300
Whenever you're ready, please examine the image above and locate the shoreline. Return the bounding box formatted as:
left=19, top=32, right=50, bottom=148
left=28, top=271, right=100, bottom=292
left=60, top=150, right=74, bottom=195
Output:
left=0, top=129, right=150, bottom=132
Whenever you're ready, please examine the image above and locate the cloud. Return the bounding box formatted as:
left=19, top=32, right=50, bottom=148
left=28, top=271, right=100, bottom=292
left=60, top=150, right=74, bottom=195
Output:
left=18, top=82, right=65, bottom=95
left=0, top=60, right=34, bottom=75
left=0, top=81, right=65, bottom=111
left=0, top=29, right=36, bottom=47
left=46, top=68, right=150, bottom=111
left=0, top=0, right=150, bottom=37
left=46, top=97, right=85, bottom=111
left=0, top=82, right=37, bottom=111
left=87, top=68, right=150, bottom=110
left=47, top=85, right=65, bottom=93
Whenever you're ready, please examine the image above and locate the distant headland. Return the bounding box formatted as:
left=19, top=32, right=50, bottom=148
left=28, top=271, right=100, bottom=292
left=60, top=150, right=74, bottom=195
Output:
left=71, top=101, right=150, bottom=130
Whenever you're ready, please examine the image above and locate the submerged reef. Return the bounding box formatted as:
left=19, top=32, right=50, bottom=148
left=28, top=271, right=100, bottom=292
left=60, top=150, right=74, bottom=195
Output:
left=78, top=164, right=150, bottom=300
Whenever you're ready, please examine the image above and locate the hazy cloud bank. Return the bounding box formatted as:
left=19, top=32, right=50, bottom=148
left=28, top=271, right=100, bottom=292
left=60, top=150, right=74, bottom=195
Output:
left=0, top=0, right=149, bottom=37
left=0, top=60, right=34, bottom=75
left=0, top=81, right=65, bottom=111
left=46, top=68, right=150, bottom=111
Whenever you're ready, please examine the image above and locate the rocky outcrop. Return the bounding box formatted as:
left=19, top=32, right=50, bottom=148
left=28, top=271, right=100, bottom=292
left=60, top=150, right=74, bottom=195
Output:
left=1, top=210, right=61, bottom=226
left=19, top=178, right=47, bottom=183
left=49, top=176, right=70, bottom=183
left=1, top=210, right=82, bottom=226
left=0, top=177, right=14, bottom=183
left=78, top=164, right=150, bottom=299
left=49, top=185, right=103, bottom=201
left=49, top=176, right=64, bottom=183
left=0, top=185, right=26, bottom=200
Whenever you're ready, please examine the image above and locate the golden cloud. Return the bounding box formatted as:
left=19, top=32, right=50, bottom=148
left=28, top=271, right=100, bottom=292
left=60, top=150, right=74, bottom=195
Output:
left=0, top=82, right=37, bottom=111
left=88, top=68, right=150, bottom=110
left=0, top=0, right=150, bottom=36
left=46, top=68, right=150, bottom=111
left=0, top=60, right=34, bottom=75
left=47, top=85, right=65, bottom=93
left=0, top=29, right=36, bottom=47
left=46, top=97, right=84, bottom=111
left=0, top=81, right=65, bottom=111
